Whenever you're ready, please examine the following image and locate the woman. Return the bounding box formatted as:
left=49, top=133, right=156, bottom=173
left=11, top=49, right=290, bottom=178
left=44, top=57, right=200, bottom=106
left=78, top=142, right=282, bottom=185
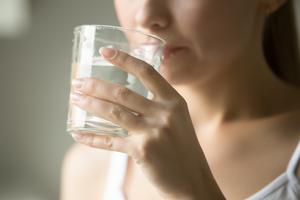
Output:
left=61, top=0, right=300, bottom=199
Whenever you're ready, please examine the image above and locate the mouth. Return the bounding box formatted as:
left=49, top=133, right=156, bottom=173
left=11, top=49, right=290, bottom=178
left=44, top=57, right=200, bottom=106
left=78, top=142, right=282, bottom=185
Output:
left=162, top=46, right=187, bottom=61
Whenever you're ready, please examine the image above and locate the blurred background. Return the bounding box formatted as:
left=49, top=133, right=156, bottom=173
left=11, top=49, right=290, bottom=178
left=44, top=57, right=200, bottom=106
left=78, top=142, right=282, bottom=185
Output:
left=0, top=0, right=117, bottom=199
left=0, top=0, right=299, bottom=200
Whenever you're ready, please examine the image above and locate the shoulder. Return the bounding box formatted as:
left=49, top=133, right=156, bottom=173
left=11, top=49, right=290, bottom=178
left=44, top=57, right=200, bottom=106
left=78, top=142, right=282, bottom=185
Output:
left=60, top=143, right=112, bottom=200
left=62, top=143, right=111, bottom=177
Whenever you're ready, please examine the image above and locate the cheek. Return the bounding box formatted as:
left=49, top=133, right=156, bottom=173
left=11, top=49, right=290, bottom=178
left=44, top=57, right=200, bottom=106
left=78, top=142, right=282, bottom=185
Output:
left=176, top=0, right=257, bottom=60
left=114, top=0, right=136, bottom=28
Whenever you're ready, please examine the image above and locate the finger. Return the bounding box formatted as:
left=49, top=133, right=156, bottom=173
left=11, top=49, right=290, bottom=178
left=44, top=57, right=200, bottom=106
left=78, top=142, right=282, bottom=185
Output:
left=70, top=92, right=147, bottom=131
left=72, top=77, right=157, bottom=115
left=71, top=132, right=130, bottom=153
left=99, top=47, right=178, bottom=100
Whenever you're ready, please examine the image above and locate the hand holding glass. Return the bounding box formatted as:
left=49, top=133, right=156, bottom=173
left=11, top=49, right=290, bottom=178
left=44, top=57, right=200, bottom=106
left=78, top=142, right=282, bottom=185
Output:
left=67, top=25, right=165, bottom=137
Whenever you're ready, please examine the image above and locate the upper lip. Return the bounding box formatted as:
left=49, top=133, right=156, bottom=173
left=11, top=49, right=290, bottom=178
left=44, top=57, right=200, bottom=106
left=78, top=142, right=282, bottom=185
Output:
left=136, top=30, right=187, bottom=54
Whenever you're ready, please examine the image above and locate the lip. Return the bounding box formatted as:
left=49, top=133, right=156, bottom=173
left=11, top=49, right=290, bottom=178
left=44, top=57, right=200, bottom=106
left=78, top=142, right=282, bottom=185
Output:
left=162, top=46, right=186, bottom=61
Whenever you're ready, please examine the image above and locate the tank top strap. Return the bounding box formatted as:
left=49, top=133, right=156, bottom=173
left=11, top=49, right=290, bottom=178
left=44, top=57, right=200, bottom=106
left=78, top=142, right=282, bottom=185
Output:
left=102, top=151, right=129, bottom=200
left=286, top=141, right=300, bottom=195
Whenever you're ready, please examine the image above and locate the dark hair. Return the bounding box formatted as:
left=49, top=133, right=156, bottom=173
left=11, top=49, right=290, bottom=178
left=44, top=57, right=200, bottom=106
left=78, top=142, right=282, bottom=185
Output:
left=263, top=0, right=300, bottom=85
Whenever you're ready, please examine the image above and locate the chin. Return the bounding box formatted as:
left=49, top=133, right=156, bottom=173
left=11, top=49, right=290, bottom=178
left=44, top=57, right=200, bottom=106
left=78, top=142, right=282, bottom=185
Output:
left=158, top=50, right=208, bottom=86
left=159, top=63, right=192, bottom=86
left=159, top=60, right=211, bottom=87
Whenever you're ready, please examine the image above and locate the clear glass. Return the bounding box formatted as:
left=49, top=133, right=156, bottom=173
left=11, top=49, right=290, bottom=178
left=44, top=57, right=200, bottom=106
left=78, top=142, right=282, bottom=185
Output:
left=67, top=25, right=165, bottom=137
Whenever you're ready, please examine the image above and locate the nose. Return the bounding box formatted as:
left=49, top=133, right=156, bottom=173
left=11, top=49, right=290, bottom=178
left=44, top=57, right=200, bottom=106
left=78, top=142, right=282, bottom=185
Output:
left=134, top=0, right=170, bottom=32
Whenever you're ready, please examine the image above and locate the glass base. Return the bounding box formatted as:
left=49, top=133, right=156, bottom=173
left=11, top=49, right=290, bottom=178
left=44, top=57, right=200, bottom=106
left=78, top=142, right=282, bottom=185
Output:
left=67, top=120, right=128, bottom=137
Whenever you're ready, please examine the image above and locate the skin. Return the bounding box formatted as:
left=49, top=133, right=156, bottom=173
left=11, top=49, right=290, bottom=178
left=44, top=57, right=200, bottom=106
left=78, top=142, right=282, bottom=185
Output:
left=61, top=0, right=300, bottom=199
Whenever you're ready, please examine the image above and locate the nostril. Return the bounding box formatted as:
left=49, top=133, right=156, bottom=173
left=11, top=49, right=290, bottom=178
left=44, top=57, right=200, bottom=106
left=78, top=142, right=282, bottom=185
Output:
left=152, top=23, right=163, bottom=30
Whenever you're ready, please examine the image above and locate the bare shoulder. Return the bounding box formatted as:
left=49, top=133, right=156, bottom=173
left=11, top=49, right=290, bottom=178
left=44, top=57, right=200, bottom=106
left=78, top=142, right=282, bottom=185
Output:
left=63, top=143, right=111, bottom=170
left=60, top=143, right=112, bottom=200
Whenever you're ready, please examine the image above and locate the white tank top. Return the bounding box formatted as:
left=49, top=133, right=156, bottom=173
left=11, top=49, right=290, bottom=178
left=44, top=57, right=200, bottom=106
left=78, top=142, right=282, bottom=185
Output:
left=102, top=142, right=300, bottom=200
left=102, top=152, right=128, bottom=200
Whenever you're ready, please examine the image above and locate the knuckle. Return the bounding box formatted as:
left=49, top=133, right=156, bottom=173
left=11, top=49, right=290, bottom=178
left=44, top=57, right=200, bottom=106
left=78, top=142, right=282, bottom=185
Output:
left=114, top=87, right=130, bottom=102
left=87, top=135, right=113, bottom=149
left=109, top=105, right=123, bottom=121
left=84, top=79, right=98, bottom=93
left=138, top=64, right=154, bottom=77
left=118, top=52, right=130, bottom=65
left=86, top=135, right=94, bottom=146
left=169, top=96, right=187, bottom=111
left=155, top=123, right=173, bottom=138
left=159, top=109, right=182, bottom=130
left=104, top=136, right=113, bottom=149
left=153, top=114, right=175, bottom=136
left=160, top=113, right=173, bottom=127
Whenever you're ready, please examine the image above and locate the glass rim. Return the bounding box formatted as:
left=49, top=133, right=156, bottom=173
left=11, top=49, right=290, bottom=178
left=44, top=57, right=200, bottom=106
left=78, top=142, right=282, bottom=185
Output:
left=74, top=24, right=166, bottom=46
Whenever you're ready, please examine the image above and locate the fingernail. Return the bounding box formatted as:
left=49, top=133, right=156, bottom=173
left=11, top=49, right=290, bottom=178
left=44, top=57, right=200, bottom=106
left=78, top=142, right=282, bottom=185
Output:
left=70, top=92, right=83, bottom=102
left=99, top=47, right=118, bottom=60
left=71, top=133, right=85, bottom=142
left=72, top=79, right=83, bottom=89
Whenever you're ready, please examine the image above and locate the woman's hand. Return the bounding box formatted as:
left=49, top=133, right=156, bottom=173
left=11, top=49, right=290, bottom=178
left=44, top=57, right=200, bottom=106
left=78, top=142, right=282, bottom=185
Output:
left=70, top=47, right=225, bottom=200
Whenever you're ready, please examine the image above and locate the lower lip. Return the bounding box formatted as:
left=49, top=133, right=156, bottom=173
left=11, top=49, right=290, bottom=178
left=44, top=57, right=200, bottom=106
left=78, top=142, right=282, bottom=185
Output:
left=162, top=48, right=186, bottom=62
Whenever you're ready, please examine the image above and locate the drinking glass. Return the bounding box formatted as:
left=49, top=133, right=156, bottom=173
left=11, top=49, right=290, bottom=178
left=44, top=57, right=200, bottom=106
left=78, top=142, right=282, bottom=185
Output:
left=67, top=25, right=165, bottom=137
